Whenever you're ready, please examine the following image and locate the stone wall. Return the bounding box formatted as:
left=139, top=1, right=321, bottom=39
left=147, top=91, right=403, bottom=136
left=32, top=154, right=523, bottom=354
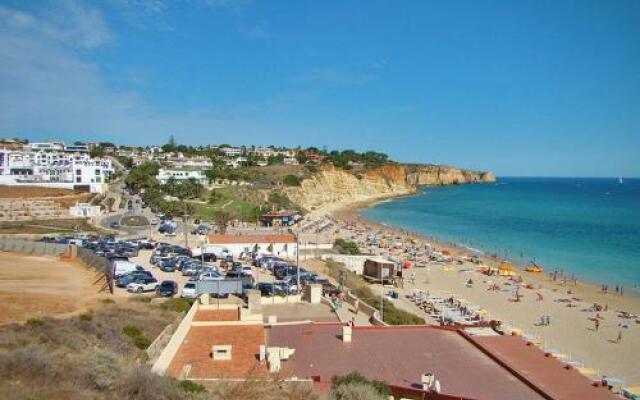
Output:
left=0, top=199, right=68, bottom=221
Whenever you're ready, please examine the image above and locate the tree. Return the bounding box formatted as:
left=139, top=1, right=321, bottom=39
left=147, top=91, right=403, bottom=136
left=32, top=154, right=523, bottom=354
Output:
left=212, top=210, right=234, bottom=234
left=90, top=146, right=105, bottom=158
left=267, top=154, right=284, bottom=165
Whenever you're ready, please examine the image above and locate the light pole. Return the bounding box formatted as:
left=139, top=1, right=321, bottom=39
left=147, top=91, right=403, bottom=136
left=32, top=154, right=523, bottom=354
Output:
left=290, top=228, right=300, bottom=294
left=296, top=230, right=300, bottom=294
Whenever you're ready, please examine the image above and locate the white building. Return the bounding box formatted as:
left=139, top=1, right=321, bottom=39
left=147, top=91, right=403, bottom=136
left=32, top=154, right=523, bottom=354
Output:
left=225, top=157, right=247, bottom=168
left=0, top=149, right=113, bottom=193
left=69, top=202, right=102, bottom=217
left=220, top=147, right=242, bottom=157
left=27, top=142, right=64, bottom=152
left=157, top=168, right=207, bottom=185
left=207, top=233, right=297, bottom=259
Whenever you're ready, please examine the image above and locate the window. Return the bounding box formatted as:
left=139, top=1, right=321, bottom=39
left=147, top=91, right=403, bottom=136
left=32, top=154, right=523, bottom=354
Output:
left=75, top=169, right=81, bottom=175
left=95, top=169, right=100, bottom=176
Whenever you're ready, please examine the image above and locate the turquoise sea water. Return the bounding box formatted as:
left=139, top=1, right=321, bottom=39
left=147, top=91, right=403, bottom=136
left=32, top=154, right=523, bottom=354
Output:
left=361, top=177, right=640, bottom=289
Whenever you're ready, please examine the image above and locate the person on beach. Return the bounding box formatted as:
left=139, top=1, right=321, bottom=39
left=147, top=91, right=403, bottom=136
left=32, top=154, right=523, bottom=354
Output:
left=594, top=319, right=600, bottom=331
left=536, top=292, right=543, bottom=301
left=616, top=324, right=623, bottom=343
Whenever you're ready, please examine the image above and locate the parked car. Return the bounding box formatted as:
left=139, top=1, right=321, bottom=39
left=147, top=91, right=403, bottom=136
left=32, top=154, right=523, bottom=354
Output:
left=191, top=225, right=210, bottom=235
left=115, top=270, right=153, bottom=288
left=181, top=282, right=198, bottom=299
left=158, top=259, right=176, bottom=272
left=257, top=282, right=285, bottom=296
left=199, top=270, right=224, bottom=281
left=156, top=280, right=178, bottom=297
left=127, top=277, right=159, bottom=293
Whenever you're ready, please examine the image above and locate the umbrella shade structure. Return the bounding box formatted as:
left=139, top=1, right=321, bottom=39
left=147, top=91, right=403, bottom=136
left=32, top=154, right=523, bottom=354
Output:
left=498, top=261, right=517, bottom=276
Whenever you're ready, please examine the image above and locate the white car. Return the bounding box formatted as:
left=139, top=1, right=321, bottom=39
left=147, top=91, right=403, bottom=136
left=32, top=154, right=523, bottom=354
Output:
left=181, top=282, right=198, bottom=298
left=150, top=218, right=159, bottom=225
left=199, top=270, right=224, bottom=281
left=126, top=277, right=159, bottom=293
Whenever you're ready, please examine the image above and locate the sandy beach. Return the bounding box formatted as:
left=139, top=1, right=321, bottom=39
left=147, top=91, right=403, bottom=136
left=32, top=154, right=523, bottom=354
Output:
left=298, top=196, right=640, bottom=387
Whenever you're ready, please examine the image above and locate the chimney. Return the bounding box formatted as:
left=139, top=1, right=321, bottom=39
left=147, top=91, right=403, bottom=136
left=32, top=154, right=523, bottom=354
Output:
left=211, top=345, right=232, bottom=360
left=342, top=325, right=352, bottom=343
left=421, top=372, right=434, bottom=391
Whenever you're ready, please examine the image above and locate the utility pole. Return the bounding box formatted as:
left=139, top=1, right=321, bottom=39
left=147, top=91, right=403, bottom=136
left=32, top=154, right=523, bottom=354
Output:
left=380, top=284, right=384, bottom=322
left=182, top=202, right=189, bottom=249
left=296, top=230, right=300, bottom=294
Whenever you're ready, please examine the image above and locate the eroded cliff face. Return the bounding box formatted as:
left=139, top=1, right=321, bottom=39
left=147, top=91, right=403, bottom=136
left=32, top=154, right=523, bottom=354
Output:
left=285, top=164, right=414, bottom=211
left=286, top=163, right=495, bottom=211
left=405, top=164, right=496, bottom=186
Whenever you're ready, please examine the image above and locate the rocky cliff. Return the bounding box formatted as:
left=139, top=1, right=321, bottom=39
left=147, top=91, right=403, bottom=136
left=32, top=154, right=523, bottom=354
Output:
left=405, top=164, right=496, bottom=186
left=285, top=164, right=414, bottom=212
left=286, top=163, right=495, bottom=212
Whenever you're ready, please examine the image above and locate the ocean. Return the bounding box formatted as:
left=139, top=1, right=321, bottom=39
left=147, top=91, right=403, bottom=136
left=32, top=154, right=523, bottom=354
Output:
left=360, top=177, right=640, bottom=289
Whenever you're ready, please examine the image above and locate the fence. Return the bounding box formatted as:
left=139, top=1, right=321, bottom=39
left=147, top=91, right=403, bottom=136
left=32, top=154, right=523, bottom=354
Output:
left=0, top=237, right=67, bottom=255
left=0, top=238, right=112, bottom=293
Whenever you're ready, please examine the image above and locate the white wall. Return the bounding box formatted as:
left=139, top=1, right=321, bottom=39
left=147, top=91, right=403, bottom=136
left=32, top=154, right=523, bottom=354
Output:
left=221, top=242, right=297, bottom=259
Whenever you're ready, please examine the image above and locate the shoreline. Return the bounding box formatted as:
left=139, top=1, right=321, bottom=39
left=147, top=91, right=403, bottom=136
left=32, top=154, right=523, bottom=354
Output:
left=308, top=190, right=640, bottom=385
left=343, top=190, right=640, bottom=302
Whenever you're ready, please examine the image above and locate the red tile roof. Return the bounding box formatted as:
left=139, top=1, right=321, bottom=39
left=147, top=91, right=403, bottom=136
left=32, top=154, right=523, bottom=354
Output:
left=267, top=324, right=545, bottom=400
left=166, top=308, right=267, bottom=380
left=167, top=324, right=267, bottom=380
left=469, top=334, right=618, bottom=400
left=208, top=233, right=296, bottom=244
left=193, top=309, right=240, bottom=322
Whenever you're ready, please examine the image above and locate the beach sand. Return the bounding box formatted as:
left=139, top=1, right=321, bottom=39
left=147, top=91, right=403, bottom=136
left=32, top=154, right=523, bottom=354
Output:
left=298, top=198, right=640, bottom=387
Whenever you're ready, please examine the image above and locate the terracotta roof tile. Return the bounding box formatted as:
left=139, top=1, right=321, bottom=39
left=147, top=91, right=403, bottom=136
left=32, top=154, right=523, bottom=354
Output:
left=167, top=324, right=267, bottom=380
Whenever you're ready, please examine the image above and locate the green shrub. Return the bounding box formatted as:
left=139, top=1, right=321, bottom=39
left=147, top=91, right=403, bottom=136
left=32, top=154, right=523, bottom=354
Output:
left=25, top=318, right=44, bottom=328
left=122, top=325, right=142, bottom=338
left=78, top=312, right=93, bottom=322
left=160, top=298, right=194, bottom=313
left=133, top=335, right=151, bottom=350
left=334, top=239, right=360, bottom=255
left=179, top=380, right=206, bottom=393
left=283, top=174, right=301, bottom=186
left=331, top=372, right=390, bottom=398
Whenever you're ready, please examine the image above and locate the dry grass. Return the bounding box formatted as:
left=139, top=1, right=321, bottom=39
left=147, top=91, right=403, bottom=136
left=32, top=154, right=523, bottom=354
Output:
left=0, top=300, right=323, bottom=400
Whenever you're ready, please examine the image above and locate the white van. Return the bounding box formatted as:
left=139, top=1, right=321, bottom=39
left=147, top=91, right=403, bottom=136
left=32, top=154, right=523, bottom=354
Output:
left=111, top=260, right=143, bottom=277
left=192, top=245, right=231, bottom=260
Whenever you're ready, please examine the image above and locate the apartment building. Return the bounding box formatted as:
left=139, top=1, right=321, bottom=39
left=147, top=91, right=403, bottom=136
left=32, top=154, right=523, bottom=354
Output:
left=0, top=148, right=113, bottom=193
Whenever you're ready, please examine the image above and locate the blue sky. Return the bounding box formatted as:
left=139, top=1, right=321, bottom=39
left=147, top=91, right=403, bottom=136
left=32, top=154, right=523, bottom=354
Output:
left=0, top=0, right=638, bottom=177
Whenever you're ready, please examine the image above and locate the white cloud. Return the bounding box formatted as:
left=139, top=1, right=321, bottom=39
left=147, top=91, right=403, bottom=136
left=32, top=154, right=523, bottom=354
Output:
left=0, top=1, right=113, bottom=49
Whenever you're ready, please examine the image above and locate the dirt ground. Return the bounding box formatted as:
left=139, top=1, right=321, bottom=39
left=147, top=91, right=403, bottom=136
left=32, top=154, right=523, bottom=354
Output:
left=0, top=252, right=107, bottom=324
left=0, top=185, right=84, bottom=198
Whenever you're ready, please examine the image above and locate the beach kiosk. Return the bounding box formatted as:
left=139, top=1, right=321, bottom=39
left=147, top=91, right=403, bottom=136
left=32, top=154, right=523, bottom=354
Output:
left=363, top=258, right=396, bottom=284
